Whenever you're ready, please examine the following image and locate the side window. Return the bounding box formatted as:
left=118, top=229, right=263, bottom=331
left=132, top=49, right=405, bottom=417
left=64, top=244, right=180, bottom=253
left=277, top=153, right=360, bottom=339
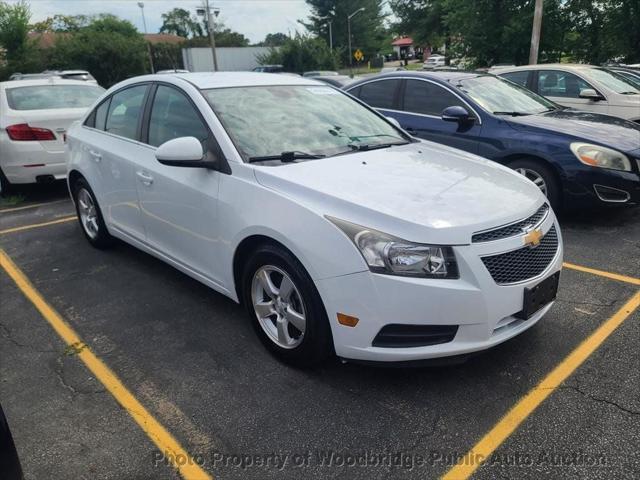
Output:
left=105, top=85, right=147, bottom=140
left=148, top=85, right=209, bottom=147
left=357, top=80, right=400, bottom=109
left=501, top=71, right=529, bottom=88
left=94, top=99, right=110, bottom=131
left=537, top=70, right=592, bottom=98
left=403, top=79, right=468, bottom=116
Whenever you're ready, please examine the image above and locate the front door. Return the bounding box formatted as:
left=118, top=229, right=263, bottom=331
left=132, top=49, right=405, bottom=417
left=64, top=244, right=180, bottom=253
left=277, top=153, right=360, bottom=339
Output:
left=535, top=69, right=609, bottom=115
left=392, top=79, right=482, bottom=154
left=134, top=84, right=224, bottom=284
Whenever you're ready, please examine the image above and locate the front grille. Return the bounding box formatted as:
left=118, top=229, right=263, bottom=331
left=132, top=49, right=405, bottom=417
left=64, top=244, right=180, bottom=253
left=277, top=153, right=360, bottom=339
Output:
left=481, top=226, right=559, bottom=284
left=372, top=324, right=458, bottom=348
left=472, top=204, right=549, bottom=243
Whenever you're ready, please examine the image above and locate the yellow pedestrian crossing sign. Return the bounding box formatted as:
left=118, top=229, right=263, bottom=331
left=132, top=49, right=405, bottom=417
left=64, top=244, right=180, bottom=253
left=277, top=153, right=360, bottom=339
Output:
left=354, top=49, right=364, bottom=62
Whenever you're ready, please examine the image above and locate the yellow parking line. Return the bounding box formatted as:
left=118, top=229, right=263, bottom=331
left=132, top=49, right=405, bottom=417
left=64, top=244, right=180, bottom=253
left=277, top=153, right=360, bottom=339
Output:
left=563, top=262, right=640, bottom=286
left=441, top=290, right=640, bottom=480
left=0, top=216, right=76, bottom=235
left=0, top=249, right=212, bottom=480
left=0, top=199, right=70, bottom=214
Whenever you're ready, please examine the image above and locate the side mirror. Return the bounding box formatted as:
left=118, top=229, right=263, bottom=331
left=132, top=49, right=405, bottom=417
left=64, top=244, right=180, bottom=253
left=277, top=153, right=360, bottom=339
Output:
left=579, top=88, right=603, bottom=101
left=155, top=137, right=205, bottom=167
left=386, top=116, right=402, bottom=129
left=441, top=105, right=472, bottom=124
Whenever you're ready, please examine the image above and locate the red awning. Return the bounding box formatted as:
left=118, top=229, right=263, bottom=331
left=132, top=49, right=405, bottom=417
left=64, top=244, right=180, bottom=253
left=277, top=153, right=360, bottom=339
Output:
left=391, top=37, right=413, bottom=47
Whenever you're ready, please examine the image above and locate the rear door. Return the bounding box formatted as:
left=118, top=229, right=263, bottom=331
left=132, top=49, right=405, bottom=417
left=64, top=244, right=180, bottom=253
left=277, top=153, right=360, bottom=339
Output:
left=81, top=84, right=150, bottom=240
left=133, top=83, right=224, bottom=283
left=533, top=69, right=609, bottom=114
left=393, top=79, right=482, bottom=153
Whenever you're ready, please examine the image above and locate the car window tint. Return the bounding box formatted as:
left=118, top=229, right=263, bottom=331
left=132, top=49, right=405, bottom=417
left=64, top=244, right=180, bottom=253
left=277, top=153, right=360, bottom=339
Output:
left=105, top=85, right=147, bottom=140
left=537, top=70, right=592, bottom=98
left=403, top=79, right=467, bottom=116
left=94, top=100, right=110, bottom=130
left=357, top=80, right=400, bottom=109
left=501, top=71, right=529, bottom=87
left=5, top=85, right=104, bottom=110
left=148, top=86, right=209, bottom=147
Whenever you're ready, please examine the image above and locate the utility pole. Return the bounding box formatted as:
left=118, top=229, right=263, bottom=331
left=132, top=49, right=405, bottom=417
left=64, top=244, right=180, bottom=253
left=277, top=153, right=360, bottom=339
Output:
left=327, top=20, right=333, bottom=50
left=203, top=0, right=219, bottom=71
left=528, top=0, right=544, bottom=65
left=348, top=8, right=365, bottom=77
left=138, top=2, right=154, bottom=73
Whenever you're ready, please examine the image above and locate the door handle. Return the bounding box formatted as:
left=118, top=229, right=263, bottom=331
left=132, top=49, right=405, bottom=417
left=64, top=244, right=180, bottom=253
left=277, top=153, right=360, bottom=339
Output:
left=88, top=150, right=102, bottom=162
left=136, top=171, right=154, bottom=186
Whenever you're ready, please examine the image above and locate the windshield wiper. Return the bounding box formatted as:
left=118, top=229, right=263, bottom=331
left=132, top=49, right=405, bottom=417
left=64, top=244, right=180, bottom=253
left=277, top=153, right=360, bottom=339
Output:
left=247, top=151, right=325, bottom=163
left=493, top=111, right=531, bottom=116
left=348, top=141, right=408, bottom=152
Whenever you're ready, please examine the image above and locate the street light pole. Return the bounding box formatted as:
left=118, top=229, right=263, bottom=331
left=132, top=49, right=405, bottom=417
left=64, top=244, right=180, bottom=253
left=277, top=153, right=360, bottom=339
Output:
left=137, top=2, right=154, bottom=73
left=528, top=0, right=544, bottom=65
left=203, top=0, right=219, bottom=71
left=348, top=8, right=365, bottom=77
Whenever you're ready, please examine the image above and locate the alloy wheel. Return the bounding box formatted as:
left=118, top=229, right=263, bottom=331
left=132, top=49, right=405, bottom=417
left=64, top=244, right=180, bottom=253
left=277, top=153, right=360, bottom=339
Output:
left=77, top=188, right=99, bottom=240
left=251, top=265, right=306, bottom=349
left=515, top=167, right=548, bottom=196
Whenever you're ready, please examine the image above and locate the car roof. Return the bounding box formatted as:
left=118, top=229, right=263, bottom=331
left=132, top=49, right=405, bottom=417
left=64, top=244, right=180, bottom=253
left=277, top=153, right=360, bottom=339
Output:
left=347, top=70, right=482, bottom=87
left=132, top=72, right=323, bottom=89
left=492, top=63, right=596, bottom=72
left=0, top=78, right=100, bottom=89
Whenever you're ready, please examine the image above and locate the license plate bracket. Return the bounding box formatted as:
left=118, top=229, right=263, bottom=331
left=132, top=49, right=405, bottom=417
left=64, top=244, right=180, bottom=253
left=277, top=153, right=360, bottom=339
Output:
left=517, top=271, right=560, bottom=319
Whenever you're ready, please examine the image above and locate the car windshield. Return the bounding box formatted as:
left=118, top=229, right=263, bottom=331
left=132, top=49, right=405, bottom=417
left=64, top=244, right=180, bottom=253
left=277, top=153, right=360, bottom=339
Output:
left=588, top=68, right=640, bottom=94
left=6, top=85, right=105, bottom=110
left=455, top=75, right=557, bottom=115
left=203, top=85, right=408, bottom=161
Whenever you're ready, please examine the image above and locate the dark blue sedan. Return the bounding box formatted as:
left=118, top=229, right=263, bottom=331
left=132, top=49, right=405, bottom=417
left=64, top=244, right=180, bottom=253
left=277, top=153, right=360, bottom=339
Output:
left=346, top=72, right=640, bottom=210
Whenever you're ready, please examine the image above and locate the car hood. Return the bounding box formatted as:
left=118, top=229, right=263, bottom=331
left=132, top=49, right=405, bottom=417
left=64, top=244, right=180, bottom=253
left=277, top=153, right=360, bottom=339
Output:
left=253, top=142, right=544, bottom=244
left=505, top=110, right=640, bottom=153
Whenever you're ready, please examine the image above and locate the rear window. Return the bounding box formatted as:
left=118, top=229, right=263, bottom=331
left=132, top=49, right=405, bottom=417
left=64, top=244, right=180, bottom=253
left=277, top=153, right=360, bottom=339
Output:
left=5, top=85, right=104, bottom=111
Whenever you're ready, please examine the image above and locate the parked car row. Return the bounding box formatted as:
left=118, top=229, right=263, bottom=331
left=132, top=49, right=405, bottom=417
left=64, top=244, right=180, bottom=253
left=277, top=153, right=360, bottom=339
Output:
left=345, top=70, right=640, bottom=210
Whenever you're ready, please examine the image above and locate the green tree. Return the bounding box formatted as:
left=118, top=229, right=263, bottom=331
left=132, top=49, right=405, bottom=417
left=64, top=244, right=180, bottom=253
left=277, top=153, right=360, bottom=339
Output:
left=50, top=15, right=147, bottom=87
left=302, top=0, right=387, bottom=63
left=0, top=0, right=43, bottom=79
left=257, top=34, right=342, bottom=73
left=259, top=32, right=289, bottom=47
left=184, top=20, right=250, bottom=48
left=160, top=8, right=202, bottom=38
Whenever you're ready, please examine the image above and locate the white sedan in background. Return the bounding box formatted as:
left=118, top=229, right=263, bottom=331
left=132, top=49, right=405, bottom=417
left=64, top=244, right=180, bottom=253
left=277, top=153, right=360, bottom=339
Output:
left=494, top=64, right=640, bottom=122
left=0, top=78, right=104, bottom=193
left=66, top=73, right=563, bottom=367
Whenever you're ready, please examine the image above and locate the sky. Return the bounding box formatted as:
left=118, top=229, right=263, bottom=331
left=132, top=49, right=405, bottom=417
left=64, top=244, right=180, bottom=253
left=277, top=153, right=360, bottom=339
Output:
left=12, top=0, right=314, bottom=44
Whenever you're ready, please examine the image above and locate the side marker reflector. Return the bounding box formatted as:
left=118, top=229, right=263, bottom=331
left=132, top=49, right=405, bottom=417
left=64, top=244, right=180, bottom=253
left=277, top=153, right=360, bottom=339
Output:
left=337, top=313, right=359, bottom=327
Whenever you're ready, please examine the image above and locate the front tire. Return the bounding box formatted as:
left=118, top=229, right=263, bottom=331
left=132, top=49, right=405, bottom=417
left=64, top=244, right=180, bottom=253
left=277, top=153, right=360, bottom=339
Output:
left=73, top=177, right=114, bottom=249
left=242, top=244, right=332, bottom=367
left=509, top=159, right=561, bottom=211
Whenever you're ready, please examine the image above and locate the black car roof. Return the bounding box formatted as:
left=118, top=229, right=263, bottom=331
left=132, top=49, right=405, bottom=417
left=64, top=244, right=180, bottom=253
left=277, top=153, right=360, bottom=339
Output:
left=347, top=70, right=484, bottom=88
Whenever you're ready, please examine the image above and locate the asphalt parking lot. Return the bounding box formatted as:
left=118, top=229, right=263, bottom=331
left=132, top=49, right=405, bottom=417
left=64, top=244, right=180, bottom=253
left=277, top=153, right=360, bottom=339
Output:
left=1, top=182, right=638, bottom=480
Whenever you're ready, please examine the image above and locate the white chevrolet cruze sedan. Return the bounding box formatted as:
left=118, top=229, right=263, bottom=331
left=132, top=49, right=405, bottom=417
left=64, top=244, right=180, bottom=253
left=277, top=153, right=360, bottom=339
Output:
left=66, top=73, right=563, bottom=367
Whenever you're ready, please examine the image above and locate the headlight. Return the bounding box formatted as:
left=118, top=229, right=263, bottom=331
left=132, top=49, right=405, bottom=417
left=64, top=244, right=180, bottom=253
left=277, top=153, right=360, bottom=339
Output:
left=570, top=142, right=631, bottom=171
left=327, top=217, right=459, bottom=279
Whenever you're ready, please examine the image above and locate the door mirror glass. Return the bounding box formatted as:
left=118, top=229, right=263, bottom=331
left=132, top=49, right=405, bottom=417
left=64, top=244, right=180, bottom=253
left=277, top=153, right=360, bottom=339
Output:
left=441, top=105, right=471, bottom=123
left=386, top=116, right=401, bottom=128
left=155, top=137, right=204, bottom=167
left=579, top=88, right=602, bottom=100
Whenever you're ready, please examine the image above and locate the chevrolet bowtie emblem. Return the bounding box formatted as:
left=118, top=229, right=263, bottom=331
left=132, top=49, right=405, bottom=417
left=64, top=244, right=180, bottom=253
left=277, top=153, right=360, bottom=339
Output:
left=523, top=227, right=543, bottom=247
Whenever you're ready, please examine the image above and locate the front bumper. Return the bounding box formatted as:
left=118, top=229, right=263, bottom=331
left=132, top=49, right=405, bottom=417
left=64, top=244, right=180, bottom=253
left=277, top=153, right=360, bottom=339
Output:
left=316, top=212, right=563, bottom=362
left=562, top=163, right=640, bottom=208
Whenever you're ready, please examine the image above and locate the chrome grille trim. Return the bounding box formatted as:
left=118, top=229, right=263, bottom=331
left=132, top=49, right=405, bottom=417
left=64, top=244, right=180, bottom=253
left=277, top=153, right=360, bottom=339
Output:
left=472, top=204, right=549, bottom=243
left=481, top=226, right=559, bottom=285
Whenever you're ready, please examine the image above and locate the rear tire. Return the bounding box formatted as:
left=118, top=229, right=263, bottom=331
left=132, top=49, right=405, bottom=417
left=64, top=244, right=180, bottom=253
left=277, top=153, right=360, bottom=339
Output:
left=0, top=168, right=12, bottom=197
left=73, top=177, right=114, bottom=249
left=509, top=159, right=561, bottom=211
left=242, top=244, right=333, bottom=367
